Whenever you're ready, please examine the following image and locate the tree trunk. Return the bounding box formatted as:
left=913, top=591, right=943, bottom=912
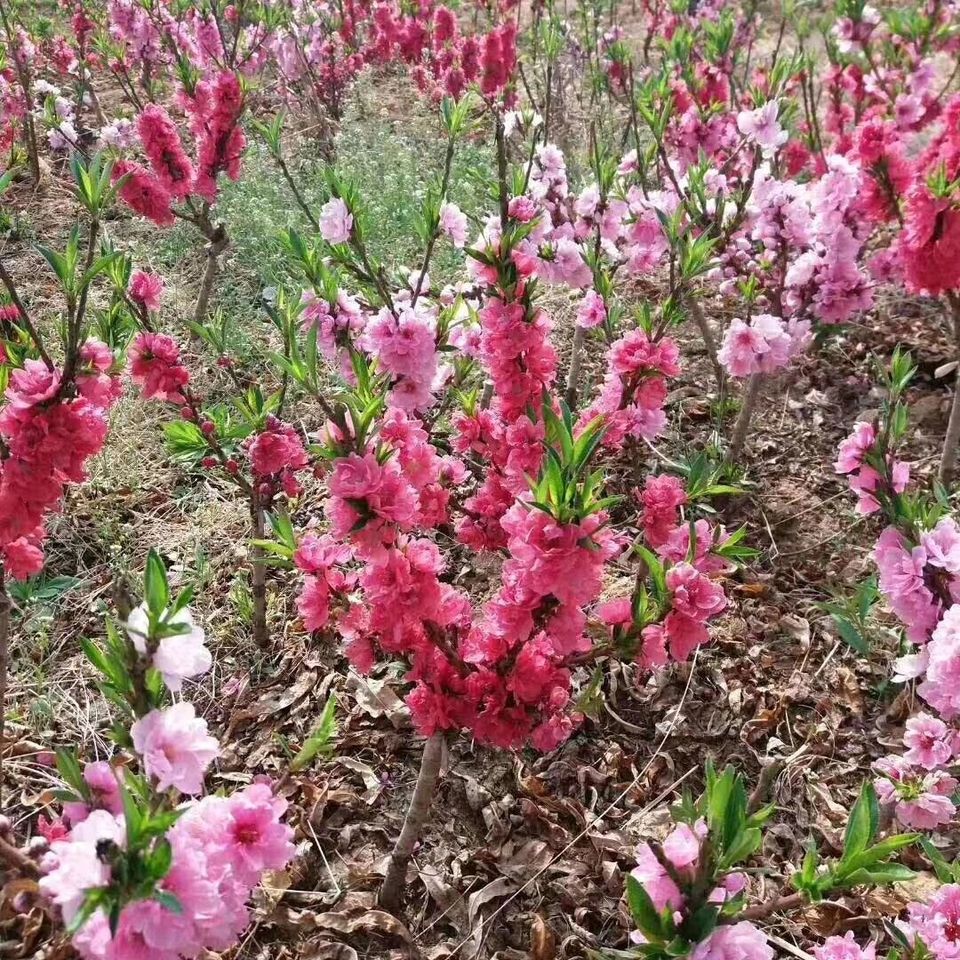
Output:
left=380, top=733, right=444, bottom=914
left=193, top=230, right=228, bottom=327
left=0, top=573, right=10, bottom=805
left=23, top=111, right=40, bottom=185
left=939, top=295, right=960, bottom=486
left=250, top=494, right=269, bottom=650
left=564, top=326, right=586, bottom=409
left=686, top=294, right=725, bottom=394
left=728, top=372, right=763, bottom=465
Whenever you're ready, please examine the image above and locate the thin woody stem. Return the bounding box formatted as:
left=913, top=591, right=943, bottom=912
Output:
left=380, top=733, right=445, bottom=913
left=0, top=260, right=54, bottom=368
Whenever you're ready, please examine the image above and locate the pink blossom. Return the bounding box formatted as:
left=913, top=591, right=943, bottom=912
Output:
left=5, top=359, right=60, bottom=409
left=138, top=104, right=195, bottom=200
left=131, top=702, right=219, bottom=795
left=875, top=527, right=940, bottom=644
left=718, top=315, right=793, bottom=378
left=3, top=536, right=44, bottom=580
left=903, top=712, right=958, bottom=770
left=662, top=820, right=704, bottom=868
left=248, top=422, right=308, bottom=477
left=319, top=197, right=353, bottom=245
left=439, top=202, right=468, bottom=247
left=691, top=922, right=773, bottom=960
left=873, top=755, right=956, bottom=830
left=126, top=604, right=212, bottom=693
left=39, top=809, right=123, bottom=924
left=631, top=842, right=684, bottom=912
left=576, top=289, right=607, bottom=329
left=900, top=883, right=960, bottom=958
left=129, top=270, right=164, bottom=312
left=737, top=100, right=787, bottom=157
left=922, top=518, right=960, bottom=575
left=920, top=604, right=960, bottom=719
left=638, top=475, right=688, bottom=547
left=835, top=422, right=876, bottom=474
left=128, top=332, right=191, bottom=404
left=666, top=563, right=727, bottom=620
left=814, top=932, right=876, bottom=960
left=508, top=195, right=538, bottom=222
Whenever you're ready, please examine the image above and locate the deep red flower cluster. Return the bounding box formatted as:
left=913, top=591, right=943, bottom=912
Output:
left=112, top=71, right=246, bottom=225
left=0, top=349, right=119, bottom=579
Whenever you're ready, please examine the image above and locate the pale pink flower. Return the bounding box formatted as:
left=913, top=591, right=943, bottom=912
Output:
left=319, top=197, right=353, bottom=245
left=126, top=604, right=212, bottom=693
left=835, top=422, right=876, bottom=474
left=576, top=289, right=607, bottom=329
left=39, top=809, right=124, bottom=924
left=903, top=712, right=957, bottom=770
left=899, top=883, right=960, bottom=957
left=439, top=202, right=468, bottom=247
left=920, top=604, right=960, bottom=718
left=922, top=518, right=960, bottom=575
left=814, top=932, right=876, bottom=960
left=690, top=921, right=773, bottom=960
left=662, top=820, right=705, bottom=868
left=631, top=843, right=683, bottom=912
left=131, top=702, right=219, bottom=795
left=873, top=755, right=956, bottom=830
left=737, top=100, right=787, bottom=157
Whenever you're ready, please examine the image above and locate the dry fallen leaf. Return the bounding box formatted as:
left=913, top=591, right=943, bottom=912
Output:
left=529, top=915, right=556, bottom=960
left=300, top=942, right=360, bottom=960
left=309, top=908, right=416, bottom=944
left=467, top=877, right=514, bottom=928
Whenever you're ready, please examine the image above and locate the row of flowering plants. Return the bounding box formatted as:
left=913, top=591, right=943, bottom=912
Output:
left=0, top=0, right=959, bottom=958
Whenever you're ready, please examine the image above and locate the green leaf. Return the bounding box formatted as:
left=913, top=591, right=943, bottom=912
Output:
left=81, top=637, right=128, bottom=689
left=842, top=781, right=879, bottom=862
left=118, top=776, right=143, bottom=848
left=832, top=613, right=870, bottom=656
left=920, top=837, right=959, bottom=883
left=56, top=748, right=86, bottom=796
left=152, top=890, right=184, bottom=915
left=144, top=550, right=169, bottom=619
left=147, top=837, right=174, bottom=881
left=66, top=887, right=109, bottom=935
left=840, top=864, right=916, bottom=887
left=290, top=694, right=338, bottom=772
left=718, top=827, right=761, bottom=869
left=842, top=833, right=919, bottom=873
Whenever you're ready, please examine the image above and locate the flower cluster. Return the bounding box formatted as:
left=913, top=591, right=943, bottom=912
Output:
left=36, top=573, right=294, bottom=960
left=0, top=349, right=119, bottom=579
left=597, top=474, right=730, bottom=668
left=112, top=70, right=246, bottom=226
left=897, top=884, right=960, bottom=959
left=41, top=780, right=293, bottom=960
left=837, top=373, right=960, bottom=835
left=579, top=327, right=681, bottom=447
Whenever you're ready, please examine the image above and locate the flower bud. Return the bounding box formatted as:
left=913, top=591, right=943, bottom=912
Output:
left=27, top=835, right=48, bottom=855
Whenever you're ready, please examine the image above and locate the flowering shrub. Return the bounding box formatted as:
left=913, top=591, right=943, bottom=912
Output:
left=623, top=767, right=916, bottom=960
left=1, top=1, right=960, bottom=958
left=34, top=552, right=294, bottom=959
left=835, top=352, right=960, bottom=840
left=0, top=157, right=125, bottom=579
